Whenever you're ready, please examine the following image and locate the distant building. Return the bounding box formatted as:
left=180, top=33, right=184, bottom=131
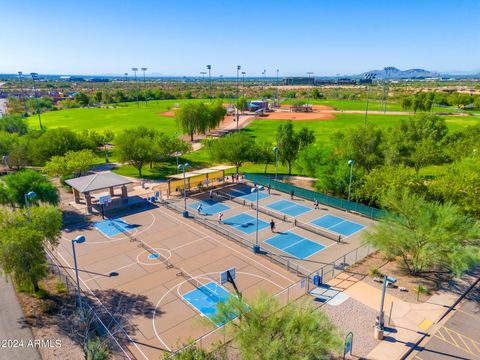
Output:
left=248, top=100, right=269, bottom=112
left=284, top=77, right=315, bottom=85
left=336, top=78, right=356, bottom=85
left=358, top=78, right=373, bottom=85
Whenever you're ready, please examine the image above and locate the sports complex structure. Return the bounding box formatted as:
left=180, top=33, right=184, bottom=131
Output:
left=52, top=170, right=380, bottom=359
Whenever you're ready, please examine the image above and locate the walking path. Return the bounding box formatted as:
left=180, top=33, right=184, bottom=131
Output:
left=0, top=276, right=41, bottom=360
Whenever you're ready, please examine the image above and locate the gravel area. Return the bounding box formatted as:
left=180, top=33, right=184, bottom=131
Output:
left=323, top=297, right=380, bottom=359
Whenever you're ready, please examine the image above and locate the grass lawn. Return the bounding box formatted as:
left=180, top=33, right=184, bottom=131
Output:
left=26, top=99, right=205, bottom=134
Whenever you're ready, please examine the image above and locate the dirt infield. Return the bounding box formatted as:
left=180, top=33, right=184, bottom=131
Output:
left=159, top=111, right=175, bottom=117
left=280, top=104, right=334, bottom=111
left=261, top=111, right=336, bottom=121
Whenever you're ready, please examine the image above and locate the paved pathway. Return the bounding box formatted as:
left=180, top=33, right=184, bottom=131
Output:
left=0, top=276, right=41, bottom=360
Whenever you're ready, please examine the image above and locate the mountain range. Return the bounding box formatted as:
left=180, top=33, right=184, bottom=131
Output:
left=358, top=67, right=440, bottom=79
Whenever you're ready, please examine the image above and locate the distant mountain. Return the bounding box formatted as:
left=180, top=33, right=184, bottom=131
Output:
left=358, top=67, right=440, bottom=79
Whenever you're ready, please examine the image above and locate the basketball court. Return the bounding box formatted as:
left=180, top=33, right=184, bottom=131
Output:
left=55, top=202, right=304, bottom=359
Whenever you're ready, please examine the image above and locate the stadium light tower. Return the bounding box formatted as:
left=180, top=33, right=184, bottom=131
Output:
left=306, top=72, right=314, bottom=109
left=241, top=71, right=246, bottom=100
left=276, top=69, right=280, bottom=107
left=30, top=73, right=43, bottom=131
left=206, top=65, right=212, bottom=100
left=364, top=73, right=376, bottom=126
left=382, top=67, right=395, bottom=113
left=131, top=68, right=140, bottom=109
left=18, top=71, right=28, bottom=115
left=141, top=67, right=148, bottom=107
left=124, top=72, right=128, bottom=82
left=236, top=65, right=241, bottom=130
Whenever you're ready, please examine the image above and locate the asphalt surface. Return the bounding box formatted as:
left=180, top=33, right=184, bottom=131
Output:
left=412, top=284, right=480, bottom=360
left=0, top=276, right=41, bottom=360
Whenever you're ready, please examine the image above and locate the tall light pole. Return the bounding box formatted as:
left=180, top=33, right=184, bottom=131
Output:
left=273, top=146, right=279, bottom=180
left=363, top=73, right=376, bottom=126
left=251, top=184, right=264, bottom=253
left=72, top=235, right=86, bottom=319
left=30, top=73, right=43, bottom=130
left=18, top=71, right=28, bottom=116
left=306, top=72, right=314, bottom=110
left=276, top=69, right=279, bottom=107
left=382, top=67, right=394, bottom=113
left=141, top=67, right=148, bottom=107
left=178, top=163, right=190, bottom=216
left=124, top=72, right=128, bottom=82
left=241, top=71, right=246, bottom=112
left=131, top=68, right=140, bottom=109
left=206, top=65, right=212, bottom=100
left=347, top=160, right=354, bottom=201
left=236, top=65, right=241, bottom=130
left=24, top=191, right=36, bottom=220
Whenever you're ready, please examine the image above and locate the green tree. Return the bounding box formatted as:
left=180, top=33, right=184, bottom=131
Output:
left=0, top=114, right=28, bottom=135
left=276, top=122, right=314, bottom=175
left=253, top=139, right=275, bottom=174
left=429, top=157, right=480, bottom=216
left=74, top=92, right=91, bottom=106
left=365, top=190, right=480, bottom=276
left=0, top=205, right=62, bottom=292
left=116, top=127, right=157, bottom=176
left=207, top=132, right=255, bottom=173
left=45, top=149, right=96, bottom=177
left=7, top=140, right=30, bottom=170
left=214, top=291, right=342, bottom=360
left=0, top=169, right=58, bottom=207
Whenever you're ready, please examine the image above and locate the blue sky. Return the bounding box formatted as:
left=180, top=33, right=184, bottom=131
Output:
left=1, top=0, right=478, bottom=76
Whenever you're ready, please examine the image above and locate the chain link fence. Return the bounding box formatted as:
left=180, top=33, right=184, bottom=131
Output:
left=244, top=173, right=385, bottom=219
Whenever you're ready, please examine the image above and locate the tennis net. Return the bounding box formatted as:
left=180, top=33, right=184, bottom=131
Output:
left=215, top=190, right=289, bottom=223
left=294, top=219, right=342, bottom=242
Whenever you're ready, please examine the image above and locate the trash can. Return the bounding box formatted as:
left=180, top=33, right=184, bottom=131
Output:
left=374, top=326, right=384, bottom=340
left=253, top=245, right=260, bottom=254
left=182, top=210, right=189, bottom=218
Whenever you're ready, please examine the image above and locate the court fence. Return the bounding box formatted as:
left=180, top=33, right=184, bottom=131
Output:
left=46, top=248, right=137, bottom=360
left=244, top=173, right=385, bottom=220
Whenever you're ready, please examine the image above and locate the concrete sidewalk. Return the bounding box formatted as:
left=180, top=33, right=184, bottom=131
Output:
left=0, top=276, right=41, bottom=360
left=341, top=281, right=457, bottom=359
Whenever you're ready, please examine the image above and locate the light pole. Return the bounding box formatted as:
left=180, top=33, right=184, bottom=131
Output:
left=262, top=70, right=266, bottom=99
left=141, top=67, right=148, bottom=107
left=18, top=71, right=28, bottom=115
left=178, top=163, right=190, bottom=216
left=376, top=275, right=396, bottom=339
left=306, top=72, right=314, bottom=110
left=219, top=75, right=224, bottom=94
left=241, top=71, right=246, bottom=112
left=124, top=72, right=128, bottom=82
left=24, top=191, right=36, bottom=220
left=273, top=146, right=279, bottom=180
left=347, top=160, right=354, bottom=201
left=207, top=65, right=212, bottom=100
left=236, top=65, right=241, bottom=130
left=30, top=73, right=43, bottom=130
left=276, top=69, right=279, bottom=107
left=72, top=235, right=86, bottom=319
left=131, top=68, right=140, bottom=109
left=251, top=184, right=264, bottom=253
left=363, top=73, right=376, bottom=126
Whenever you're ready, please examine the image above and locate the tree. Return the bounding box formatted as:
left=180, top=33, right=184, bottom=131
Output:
left=0, top=114, right=28, bottom=135
left=175, top=102, right=226, bottom=141
left=430, top=157, right=480, bottom=217
left=253, top=139, right=275, bottom=174
left=341, top=124, right=384, bottom=173
left=0, top=169, right=58, bottom=207
left=116, top=127, right=157, bottom=176
left=45, top=149, right=96, bottom=177
left=74, top=92, right=91, bottom=106
left=275, top=122, right=314, bottom=175
left=7, top=140, right=29, bottom=170
left=0, top=205, right=62, bottom=292
left=365, top=190, right=480, bottom=276
left=355, top=165, right=425, bottom=206
left=28, top=128, right=95, bottom=165
left=207, top=132, right=255, bottom=173
left=214, top=291, right=342, bottom=360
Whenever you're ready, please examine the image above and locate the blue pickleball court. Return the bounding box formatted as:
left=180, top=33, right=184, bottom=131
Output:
left=189, top=199, right=230, bottom=215
left=266, top=199, right=311, bottom=217
left=265, top=232, right=325, bottom=259
left=182, top=281, right=236, bottom=327
left=94, top=218, right=134, bottom=237
left=222, top=212, right=269, bottom=234
left=310, top=214, right=365, bottom=237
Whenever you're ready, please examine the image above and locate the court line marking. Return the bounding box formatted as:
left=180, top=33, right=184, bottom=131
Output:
left=443, top=326, right=480, bottom=355
left=55, top=251, right=149, bottom=360
left=61, top=211, right=157, bottom=244
left=156, top=206, right=295, bottom=284
left=458, top=308, right=480, bottom=321
left=155, top=270, right=285, bottom=351
left=171, top=236, right=210, bottom=251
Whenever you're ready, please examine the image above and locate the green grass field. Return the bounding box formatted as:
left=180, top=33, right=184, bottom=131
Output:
left=26, top=99, right=203, bottom=134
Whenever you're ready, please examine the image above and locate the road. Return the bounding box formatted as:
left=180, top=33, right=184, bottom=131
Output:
left=0, top=276, right=41, bottom=360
